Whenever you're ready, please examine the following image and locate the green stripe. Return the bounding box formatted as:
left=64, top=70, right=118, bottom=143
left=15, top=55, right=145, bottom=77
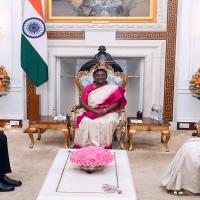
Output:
left=21, top=34, right=48, bottom=87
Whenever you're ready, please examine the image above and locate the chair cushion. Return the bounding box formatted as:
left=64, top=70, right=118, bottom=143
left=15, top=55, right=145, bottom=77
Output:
left=80, top=72, right=123, bottom=88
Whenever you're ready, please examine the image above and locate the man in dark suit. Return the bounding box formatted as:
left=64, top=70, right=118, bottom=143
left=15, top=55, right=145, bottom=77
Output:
left=0, top=130, right=22, bottom=192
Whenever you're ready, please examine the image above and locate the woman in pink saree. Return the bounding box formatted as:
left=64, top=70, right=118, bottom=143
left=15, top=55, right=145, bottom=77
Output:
left=74, top=68, right=127, bottom=149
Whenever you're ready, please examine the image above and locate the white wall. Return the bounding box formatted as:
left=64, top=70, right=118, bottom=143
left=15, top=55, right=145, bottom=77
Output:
left=174, top=0, right=200, bottom=122
left=0, top=0, right=200, bottom=123
left=0, top=0, right=25, bottom=119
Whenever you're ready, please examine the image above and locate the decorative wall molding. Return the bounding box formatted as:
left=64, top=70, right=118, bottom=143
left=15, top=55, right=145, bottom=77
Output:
left=164, top=0, right=178, bottom=121
left=177, top=89, right=190, bottom=94
left=26, top=78, right=36, bottom=119
left=116, top=32, right=167, bottom=40
left=115, top=0, right=178, bottom=121
left=47, top=31, right=85, bottom=40
left=46, top=0, right=168, bottom=32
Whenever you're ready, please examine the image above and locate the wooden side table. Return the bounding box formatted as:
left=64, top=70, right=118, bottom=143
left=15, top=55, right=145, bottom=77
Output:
left=127, top=117, right=171, bottom=152
left=26, top=116, right=70, bottom=149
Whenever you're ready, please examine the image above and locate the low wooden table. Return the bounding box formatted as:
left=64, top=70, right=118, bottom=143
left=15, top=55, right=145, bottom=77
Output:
left=127, top=117, right=170, bottom=152
left=26, top=116, right=70, bottom=149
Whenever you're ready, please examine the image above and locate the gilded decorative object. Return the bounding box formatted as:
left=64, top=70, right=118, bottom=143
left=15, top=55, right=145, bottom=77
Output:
left=117, top=109, right=127, bottom=149
left=45, top=0, right=157, bottom=23
left=102, top=184, right=122, bottom=194
left=69, top=105, right=80, bottom=147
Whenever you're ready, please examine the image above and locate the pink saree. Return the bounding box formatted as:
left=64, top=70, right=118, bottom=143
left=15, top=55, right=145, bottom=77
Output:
left=74, top=83, right=127, bottom=148
left=76, top=83, right=127, bottom=128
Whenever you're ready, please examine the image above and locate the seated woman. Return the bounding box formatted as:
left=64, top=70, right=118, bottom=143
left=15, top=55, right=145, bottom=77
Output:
left=74, top=68, right=127, bottom=149
left=161, top=137, right=200, bottom=195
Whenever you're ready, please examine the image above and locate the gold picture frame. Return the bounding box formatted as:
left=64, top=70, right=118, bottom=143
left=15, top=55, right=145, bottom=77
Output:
left=45, top=0, right=157, bottom=23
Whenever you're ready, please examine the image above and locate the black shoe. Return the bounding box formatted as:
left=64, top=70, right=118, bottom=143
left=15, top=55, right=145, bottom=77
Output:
left=1, top=175, right=22, bottom=187
left=192, top=132, right=197, bottom=137
left=0, top=181, right=14, bottom=192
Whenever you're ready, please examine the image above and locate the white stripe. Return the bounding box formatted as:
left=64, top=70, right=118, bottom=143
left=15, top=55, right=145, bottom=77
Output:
left=22, top=0, right=47, bottom=63
left=88, top=84, right=118, bottom=107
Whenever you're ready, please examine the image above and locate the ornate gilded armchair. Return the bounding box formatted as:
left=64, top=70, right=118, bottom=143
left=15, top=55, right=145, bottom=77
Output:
left=69, top=47, right=128, bottom=149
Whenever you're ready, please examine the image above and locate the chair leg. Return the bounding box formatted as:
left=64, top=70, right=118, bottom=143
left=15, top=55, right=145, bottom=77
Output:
left=63, top=129, right=70, bottom=148
left=70, top=128, right=75, bottom=148
left=119, top=127, right=126, bottom=150
left=28, top=128, right=36, bottom=149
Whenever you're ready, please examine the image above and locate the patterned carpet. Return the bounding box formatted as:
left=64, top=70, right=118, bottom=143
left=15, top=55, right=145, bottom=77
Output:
left=0, top=128, right=199, bottom=200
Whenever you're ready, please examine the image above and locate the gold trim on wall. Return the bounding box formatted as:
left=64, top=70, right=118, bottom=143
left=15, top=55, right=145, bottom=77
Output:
left=45, top=0, right=157, bottom=23
left=116, top=32, right=167, bottom=39
left=47, top=31, right=85, bottom=40
left=26, top=77, right=36, bottom=119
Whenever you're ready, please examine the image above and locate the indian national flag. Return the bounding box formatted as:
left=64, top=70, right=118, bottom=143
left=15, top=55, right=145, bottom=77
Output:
left=21, top=0, right=48, bottom=87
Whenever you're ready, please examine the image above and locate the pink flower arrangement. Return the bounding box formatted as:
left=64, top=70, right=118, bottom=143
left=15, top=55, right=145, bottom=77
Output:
left=70, top=146, right=115, bottom=167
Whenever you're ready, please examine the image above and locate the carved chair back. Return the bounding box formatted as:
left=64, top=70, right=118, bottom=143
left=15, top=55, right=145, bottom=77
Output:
left=75, top=60, right=128, bottom=96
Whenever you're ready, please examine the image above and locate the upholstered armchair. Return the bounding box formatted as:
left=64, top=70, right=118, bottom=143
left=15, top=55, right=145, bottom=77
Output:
left=69, top=59, right=128, bottom=149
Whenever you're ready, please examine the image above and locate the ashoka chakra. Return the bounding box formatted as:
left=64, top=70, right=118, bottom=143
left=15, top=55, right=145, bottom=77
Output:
left=23, top=17, right=46, bottom=38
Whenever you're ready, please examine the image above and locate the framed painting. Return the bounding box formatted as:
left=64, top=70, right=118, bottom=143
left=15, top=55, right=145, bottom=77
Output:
left=45, top=0, right=157, bottom=23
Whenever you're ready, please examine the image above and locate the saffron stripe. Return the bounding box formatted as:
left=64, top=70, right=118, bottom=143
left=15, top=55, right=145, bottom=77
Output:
left=29, top=0, right=43, bottom=18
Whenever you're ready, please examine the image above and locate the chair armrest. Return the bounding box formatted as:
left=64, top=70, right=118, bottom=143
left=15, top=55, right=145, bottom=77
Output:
left=70, top=104, right=82, bottom=129
left=71, top=104, right=81, bottom=112
left=69, top=104, right=82, bottom=144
